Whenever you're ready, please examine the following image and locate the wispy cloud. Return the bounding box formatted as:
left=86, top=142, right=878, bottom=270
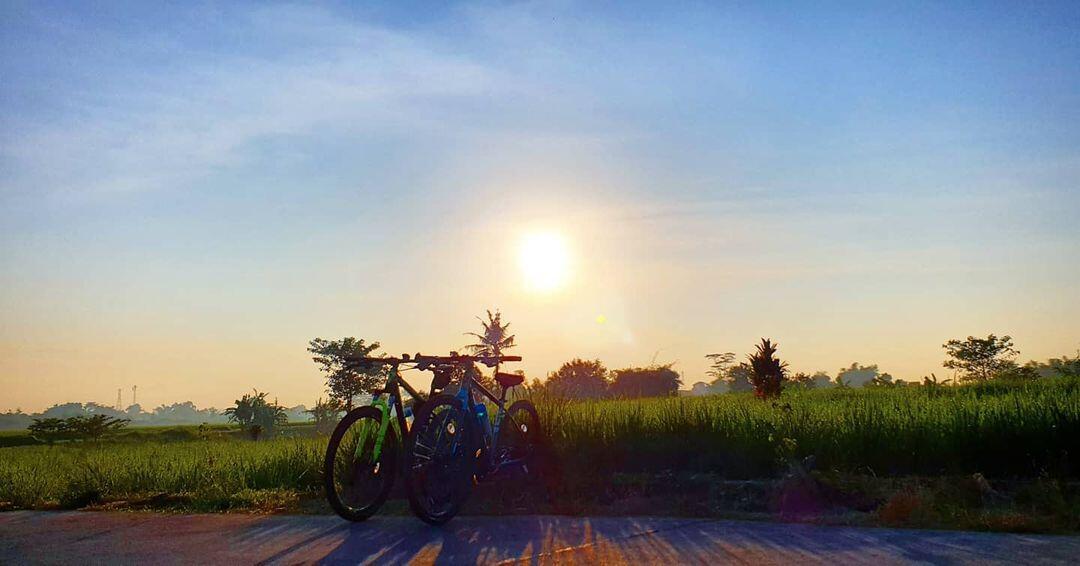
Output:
left=1, top=4, right=510, bottom=200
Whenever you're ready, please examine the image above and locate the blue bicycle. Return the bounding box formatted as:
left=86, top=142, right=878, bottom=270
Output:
left=404, top=353, right=542, bottom=524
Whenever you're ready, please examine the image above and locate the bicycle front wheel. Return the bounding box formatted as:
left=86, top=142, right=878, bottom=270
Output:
left=404, top=394, right=474, bottom=525
left=324, top=406, right=397, bottom=522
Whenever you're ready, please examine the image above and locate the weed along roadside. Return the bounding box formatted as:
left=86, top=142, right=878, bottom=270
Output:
left=2, top=376, right=1079, bottom=532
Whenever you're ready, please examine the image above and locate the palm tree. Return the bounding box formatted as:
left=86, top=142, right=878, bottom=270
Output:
left=464, top=309, right=515, bottom=358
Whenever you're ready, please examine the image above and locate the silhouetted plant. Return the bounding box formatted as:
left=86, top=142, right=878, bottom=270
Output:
left=307, top=397, right=343, bottom=435
left=308, top=337, right=385, bottom=410
left=464, top=309, right=516, bottom=390
left=225, top=390, right=287, bottom=440
left=610, top=365, right=682, bottom=398
left=942, top=334, right=1019, bottom=382
left=27, top=415, right=129, bottom=443
left=747, top=338, right=787, bottom=399
left=464, top=309, right=516, bottom=357
left=544, top=358, right=609, bottom=399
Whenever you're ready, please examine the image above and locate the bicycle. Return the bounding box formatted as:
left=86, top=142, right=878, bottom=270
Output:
left=323, top=353, right=444, bottom=522
left=403, top=353, right=542, bottom=525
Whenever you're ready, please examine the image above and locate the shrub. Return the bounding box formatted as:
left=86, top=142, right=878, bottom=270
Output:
left=748, top=339, right=787, bottom=399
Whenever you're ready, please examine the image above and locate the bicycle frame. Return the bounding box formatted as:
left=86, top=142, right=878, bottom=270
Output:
left=362, top=362, right=424, bottom=461
left=457, top=365, right=528, bottom=474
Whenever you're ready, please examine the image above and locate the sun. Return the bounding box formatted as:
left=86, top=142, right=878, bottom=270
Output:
left=518, top=231, right=571, bottom=293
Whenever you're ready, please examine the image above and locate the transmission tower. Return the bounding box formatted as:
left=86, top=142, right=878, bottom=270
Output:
left=132, top=385, right=137, bottom=407
left=116, top=388, right=122, bottom=410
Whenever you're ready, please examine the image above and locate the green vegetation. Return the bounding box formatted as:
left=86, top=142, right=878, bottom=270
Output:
left=540, top=377, right=1080, bottom=482
left=27, top=415, right=130, bottom=443
left=2, top=377, right=1077, bottom=529
left=224, top=390, right=288, bottom=440
left=0, top=436, right=324, bottom=512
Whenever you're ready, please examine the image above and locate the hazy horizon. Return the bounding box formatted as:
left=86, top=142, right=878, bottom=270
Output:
left=3, top=2, right=1078, bottom=413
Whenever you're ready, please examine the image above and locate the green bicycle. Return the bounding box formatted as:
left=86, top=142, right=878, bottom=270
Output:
left=323, top=353, right=439, bottom=522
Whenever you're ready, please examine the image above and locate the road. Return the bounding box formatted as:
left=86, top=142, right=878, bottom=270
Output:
left=1, top=511, right=1078, bottom=564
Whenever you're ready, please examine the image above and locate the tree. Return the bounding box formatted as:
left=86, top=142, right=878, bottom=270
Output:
left=727, top=363, right=754, bottom=392
left=464, top=309, right=516, bottom=391
left=789, top=372, right=814, bottom=389
left=27, top=415, right=128, bottom=443
left=867, top=372, right=899, bottom=388
left=704, top=352, right=736, bottom=382
left=308, top=337, right=385, bottom=410
left=610, top=365, right=682, bottom=398
left=836, top=363, right=880, bottom=387
left=706, top=351, right=752, bottom=392
left=69, top=414, right=130, bottom=440
left=225, top=390, right=288, bottom=440
left=27, top=418, right=76, bottom=444
left=1048, top=352, right=1080, bottom=377
left=307, top=397, right=343, bottom=435
left=747, top=338, right=787, bottom=399
left=942, top=334, right=1019, bottom=382
left=544, top=359, right=609, bottom=399
left=1024, top=352, right=1080, bottom=378
left=464, top=309, right=516, bottom=358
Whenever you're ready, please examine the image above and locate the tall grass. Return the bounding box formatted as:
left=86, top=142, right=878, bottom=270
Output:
left=1, top=377, right=1077, bottom=510
left=538, top=377, right=1080, bottom=480
left=0, top=437, right=325, bottom=510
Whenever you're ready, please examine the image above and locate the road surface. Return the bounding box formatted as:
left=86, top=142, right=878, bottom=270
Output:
left=1, top=511, right=1078, bottom=564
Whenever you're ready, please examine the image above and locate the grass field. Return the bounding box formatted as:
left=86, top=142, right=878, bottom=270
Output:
left=2, top=378, right=1078, bottom=530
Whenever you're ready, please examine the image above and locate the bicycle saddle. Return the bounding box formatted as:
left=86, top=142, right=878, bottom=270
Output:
left=495, top=372, right=524, bottom=388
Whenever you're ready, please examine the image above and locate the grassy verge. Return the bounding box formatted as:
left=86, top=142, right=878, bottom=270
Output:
left=1, top=378, right=1078, bottom=532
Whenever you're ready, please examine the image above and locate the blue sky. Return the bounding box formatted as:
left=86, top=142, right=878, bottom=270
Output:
left=2, top=1, right=1078, bottom=411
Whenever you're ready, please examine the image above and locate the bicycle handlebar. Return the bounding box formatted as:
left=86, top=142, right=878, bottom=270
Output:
left=344, top=353, right=521, bottom=367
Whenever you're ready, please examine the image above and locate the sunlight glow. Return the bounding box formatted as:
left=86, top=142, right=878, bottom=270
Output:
left=518, top=231, right=571, bottom=293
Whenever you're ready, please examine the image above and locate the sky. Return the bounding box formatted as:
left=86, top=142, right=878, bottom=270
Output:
left=2, top=1, right=1078, bottom=412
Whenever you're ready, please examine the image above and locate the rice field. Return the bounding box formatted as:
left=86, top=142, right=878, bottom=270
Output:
left=1, top=377, right=1077, bottom=511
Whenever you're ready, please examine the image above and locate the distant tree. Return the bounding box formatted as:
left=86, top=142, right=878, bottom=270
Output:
left=1024, top=352, right=1080, bottom=378
left=790, top=371, right=833, bottom=389
left=810, top=371, right=833, bottom=388
left=942, top=334, right=1019, bottom=382
left=225, top=390, right=287, bottom=440
left=747, top=338, right=787, bottom=399
left=1048, top=352, right=1080, bottom=377
left=836, top=363, right=880, bottom=387
left=867, top=372, right=899, bottom=388
left=69, top=414, right=130, bottom=440
left=40, top=403, right=88, bottom=419
left=27, top=418, right=75, bottom=443
left=922, top=373, right=952, bottom=387
left=308, top=397, right=343, bottom=435
left=465, top=309, right=516, bottom=358
left=28, top=415, right=128, bottom=443
left=994, top=364, right=1040, bottom=381
left=727, top=363, right=754, bottom=392
left=705, top=352, right=736, bottom=382
left=544, top=359, right=609, bottom=399
left=610, top=365, right=682, bottom=398
left=308, top=337, right=385, bottom=410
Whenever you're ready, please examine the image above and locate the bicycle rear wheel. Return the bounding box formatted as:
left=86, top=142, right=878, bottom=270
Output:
left=404, top=394, right=474, bottom=525
left=497, top=400, right=542, bottom=474
left=324, top=406, right=397, bottom=522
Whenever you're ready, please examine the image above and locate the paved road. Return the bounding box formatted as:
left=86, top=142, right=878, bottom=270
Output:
left=1, top=511, right=1078, bottom=564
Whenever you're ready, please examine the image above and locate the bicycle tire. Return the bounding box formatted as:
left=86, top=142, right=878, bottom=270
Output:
left=324, top=406, right=398, bottom=522
left=404, top=394, right=474, bottom=525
